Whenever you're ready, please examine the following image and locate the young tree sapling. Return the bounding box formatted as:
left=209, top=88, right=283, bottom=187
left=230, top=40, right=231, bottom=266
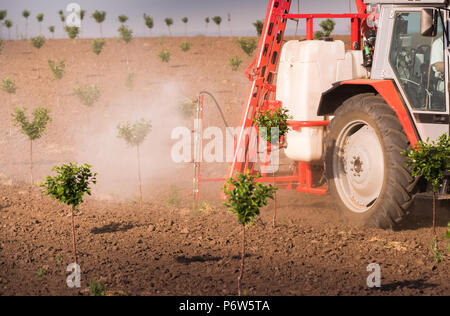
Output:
left=254, top=107, right=292, bottom=144
left=58, top=10, right=65, bottom=37
left=4, top=19, right=12, bottom=40
left=91, top=38, right=106, bottom=55
left=180, top=42, right=191, bottom=52
left=237, top=38, right=257, bottom=56
left=117, top=119, right=152, bottom=209
left=204, top=17, right=210, bottom=34
left=165, top=18, right=173, bottom=36
left=91, top=39, right=106, bottom=82
left=229, top=56, right=242, bottom=71
left=223, top=172, right=277, bottom=296
left=22, top=10, right=30, bottom=39
left=48, top=59, right=65, bottom=106
left=3, top=77, right=17, bottom=136
left=118, top=14, right=128, bottom=25
left=0, top=10, right=7, bottom=39
left=12, top=107, right=51, bottom=184
left=92, top=10, right=106, bottom=38
left=1, top=78, right=16, bottom=94
left=403, top=134, right=450, bottom=263
left=48, top=59, right=65, bottom=80
left=253, top=108, right=292, bottom=226
left=118, top=25, right=133, bottom=66
left=30, top=35, right=45, bottom=48
left=158, top=49, right=170, bottom=63
left=40, top=163, right=97, bottom=264
left=143, top=14, right=154, bottom=36
left=36, top=13, right=44, bottom=35
left=314, top=18, right=336, bottom=39
left=212, top=16, right=222, bottom=36
left=65, top=26, right=80, bottom=39
left=73, top=85, right=101, bottom=107
left=182, top=17, right=188, bottom=36
left=253, top=20, right=264, bottom=36
left=48, top=25, right=55, bottom=39
left=30, top=36, right=45, bottom=78
left=78, top=10, right=86, bottom=38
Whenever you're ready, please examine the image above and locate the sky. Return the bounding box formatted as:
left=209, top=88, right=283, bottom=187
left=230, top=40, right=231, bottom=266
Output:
left=0, top=0, right=358, bottom=39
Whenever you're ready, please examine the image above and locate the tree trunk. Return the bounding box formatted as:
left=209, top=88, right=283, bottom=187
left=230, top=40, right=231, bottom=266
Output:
left=30, top=140, right=33, bottom=185
left=433, top=192, right=437, bottom=239
left=71, top=206, right=78, bottom=264
left=270, top=146, right=277, bottom=227
left=100, top=24, right=103, bottom=38
left=137, top=145, right=143, bottom=210
left=9, top=93, right=12, bottom=137
left=238, top=224, right=245, bottom=296
left=272, top=171, right=277, bottom=228
left=56, top=80, right=60, bottom=108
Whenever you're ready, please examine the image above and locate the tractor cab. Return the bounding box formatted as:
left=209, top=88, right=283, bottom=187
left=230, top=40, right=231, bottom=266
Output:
left=366, top=0, right=449, bottom=141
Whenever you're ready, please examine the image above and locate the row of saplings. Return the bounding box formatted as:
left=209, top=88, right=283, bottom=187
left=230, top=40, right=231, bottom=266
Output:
left=0, top=23, right=262, bottom=72
left=11, top=104, right=450, bottom=295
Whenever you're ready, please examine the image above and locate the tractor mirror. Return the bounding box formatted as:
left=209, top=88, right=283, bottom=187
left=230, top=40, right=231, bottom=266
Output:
left=421, top=8, right=438, bottom=37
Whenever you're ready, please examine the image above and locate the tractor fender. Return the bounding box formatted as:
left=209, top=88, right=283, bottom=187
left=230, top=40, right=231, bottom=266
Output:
left=318, top=79, right=419, bottom=145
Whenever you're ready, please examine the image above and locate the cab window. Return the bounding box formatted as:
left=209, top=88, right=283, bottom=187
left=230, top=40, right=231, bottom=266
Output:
left=389, top=12, right=446, bottom=112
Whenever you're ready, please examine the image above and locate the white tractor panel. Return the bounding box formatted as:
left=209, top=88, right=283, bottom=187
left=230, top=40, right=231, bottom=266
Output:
left=277, top=40, right=368, bottom=162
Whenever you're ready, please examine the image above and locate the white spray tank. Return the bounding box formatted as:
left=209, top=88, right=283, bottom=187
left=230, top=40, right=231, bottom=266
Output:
left=276, top=40, right=367, bottom=162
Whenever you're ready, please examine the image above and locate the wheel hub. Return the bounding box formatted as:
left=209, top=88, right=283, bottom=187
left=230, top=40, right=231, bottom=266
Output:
left=334, top=121, right=385, bottom=213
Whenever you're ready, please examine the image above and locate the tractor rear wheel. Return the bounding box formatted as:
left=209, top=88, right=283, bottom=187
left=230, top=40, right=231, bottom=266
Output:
left=324, top=93, right=415, bottom=229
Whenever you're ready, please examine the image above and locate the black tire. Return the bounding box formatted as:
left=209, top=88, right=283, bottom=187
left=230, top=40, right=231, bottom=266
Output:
left=324, top=93, right=415, bottom=229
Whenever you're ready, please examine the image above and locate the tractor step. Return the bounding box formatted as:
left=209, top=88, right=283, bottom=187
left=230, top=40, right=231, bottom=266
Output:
left=415, top=193, right=450, bottom=200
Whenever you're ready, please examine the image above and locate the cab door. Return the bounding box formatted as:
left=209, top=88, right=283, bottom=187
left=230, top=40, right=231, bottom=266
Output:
left=372, top=6, right=449, bottom=141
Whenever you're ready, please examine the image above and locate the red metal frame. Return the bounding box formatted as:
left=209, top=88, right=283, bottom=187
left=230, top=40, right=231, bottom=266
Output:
left=194, top=0, right=370, bottom=201
left=285, top=13, right=366, bottom=49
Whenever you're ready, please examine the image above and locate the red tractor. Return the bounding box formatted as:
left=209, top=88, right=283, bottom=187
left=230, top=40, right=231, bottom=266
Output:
left=196, top=0, right=449, bottom=229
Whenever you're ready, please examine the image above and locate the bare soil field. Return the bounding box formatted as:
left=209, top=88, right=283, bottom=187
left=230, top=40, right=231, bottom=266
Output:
left=0, top=36, right=448, bottom=296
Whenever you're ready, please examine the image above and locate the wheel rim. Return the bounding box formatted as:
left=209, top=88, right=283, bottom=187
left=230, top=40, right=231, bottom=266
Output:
left=333, top=120, right=385, bottom=214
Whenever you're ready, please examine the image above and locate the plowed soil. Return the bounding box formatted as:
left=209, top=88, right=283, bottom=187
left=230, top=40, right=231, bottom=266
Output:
left=0, top=36, right=448, bottom=296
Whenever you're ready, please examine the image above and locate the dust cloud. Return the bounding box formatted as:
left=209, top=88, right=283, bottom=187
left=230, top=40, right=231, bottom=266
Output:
left=70, top=80, right=192, bottom=201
